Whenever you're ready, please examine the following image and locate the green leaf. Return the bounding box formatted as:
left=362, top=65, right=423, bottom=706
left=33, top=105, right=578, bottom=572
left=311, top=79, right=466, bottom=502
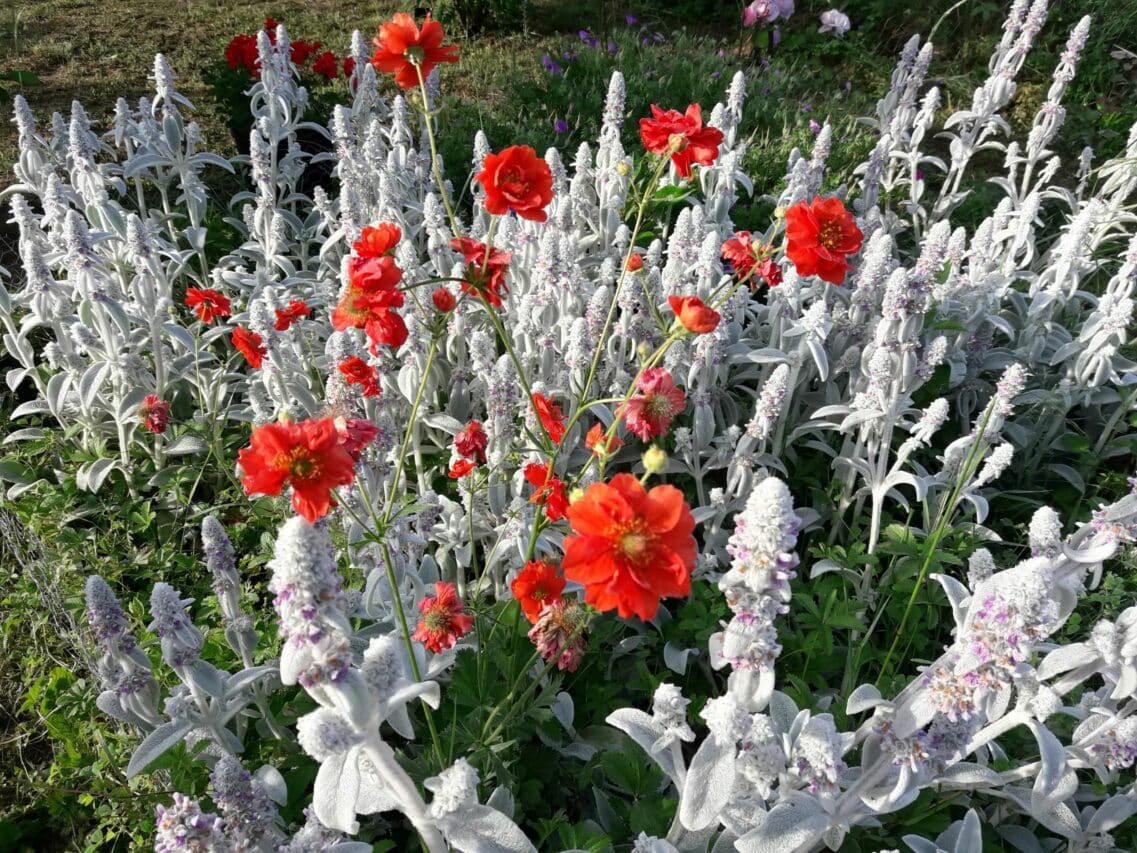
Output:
left=0, top=70, right=41, bottom=86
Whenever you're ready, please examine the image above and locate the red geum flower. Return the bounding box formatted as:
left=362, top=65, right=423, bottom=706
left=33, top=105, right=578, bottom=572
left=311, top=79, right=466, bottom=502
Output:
left=620, top=368, right=685, bottom=441
left=531, top=393, right=566, bottom=445
left=274, top=298, right=311, bottom=331
left=225, top=34, right=260, bottom=75
left=668, top=295, right=720, bottom=334
left=334, top=416, right=380, bottom=460
left=448, top=458, right=477, bottom=479
left=721, top=230, right=761, bottom=280
left=371, top=12, right=459, bottom=89
left=562, top=473, right=696, bottom=621
left=343, top=56, right=356, bottom=78
left=263, top=18, right=279, bottom=35
left=232, top=327, right=267, bottom=368
left=475, top=145, right=554, bottom=223
left=638, top=104, right=724, bottom=179
left=585, top=423, right=624, bottom=458
left=412, top=582, right=473, bottom=653
left=755, top=256, right=783, bottom=288
left=432, top=287, right=456, bottom=312
left=454, top=421, right=488, bottom=463
left=450, top=237, right=513, bottom=307
left=524, top=462, right=569, bottom=522
left=338, top=356, right=381, bottom=398
left=353, top=223, right=402, bottom=258
left=185, top=287, right=231, bottom=324
left=237, top=417, right=357, bottom=523
left=511, top=559, right=566, bottom=623
left=348, top=254, right=404, bottom=292
left=311, top=50, right=338, bottom=79
left=784, top=195, right=864, bottom=285
left=625, top=252, right=644, bottom=272
left=291, top=40, right=322, bottom=66
left=138, top=394, right=170, bottom=435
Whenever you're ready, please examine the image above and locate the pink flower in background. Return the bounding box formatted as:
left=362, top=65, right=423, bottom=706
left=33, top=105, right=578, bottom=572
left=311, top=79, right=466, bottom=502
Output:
left=819, top=9, right=851, bottom=36
left=743, top=0, right=780, bottom=27
left=621, top=368, right=686, bottom=441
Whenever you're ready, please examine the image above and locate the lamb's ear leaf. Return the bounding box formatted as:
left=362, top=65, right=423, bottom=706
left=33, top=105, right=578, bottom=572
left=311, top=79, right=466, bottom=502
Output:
left=126, top=719, right=194, bottom=778
left=678, top=735, right=736, bottom=831
left=735, top=795, right=829, bottom=853
left=438, top=804, right=537, bottom=853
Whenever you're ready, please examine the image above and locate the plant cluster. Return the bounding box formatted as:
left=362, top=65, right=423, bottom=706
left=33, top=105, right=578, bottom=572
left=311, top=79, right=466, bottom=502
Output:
left=3, top=2, right=1137, bottom=850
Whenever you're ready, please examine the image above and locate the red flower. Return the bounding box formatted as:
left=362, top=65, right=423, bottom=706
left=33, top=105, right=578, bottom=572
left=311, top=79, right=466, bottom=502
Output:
left=138, top=394, right=170, bottom=435
left=585, top=423, right=624, bottom=458
left=312, top=50, right=338, bottom=79
left=237, top=417, right=357, bottom=523
left=448, top=458, right=477, bottom=479
left=475, top=146, right=554, bottom=223
left=755, top=256, right=783, bottom=288
left=784, top=195, right=864, bottom=285
left=562, top=474, right=696, bottom=621
left=450, top=237, right=512, bottom=307
left=353, top=223, right=402, bottom=258
left=338, top=356, right=381, bottom=398
left=620, top=368, right=685, bottom=441
left=668, top=295, right=720, bottom=334
left=511, top=559, right=566, bottom=623
left=524, top=462, right=569, bottom=522
left=335, top=416, right=380, bottom=460
left=274, top=298, right=311, bottom=331
left=348, top=255, right=404, bottom=292
left=371, top=12, right=458, bottom=89
left=263, top=18, right=279, bottom=35
left=531, top=393, right=566, bottom=445
left=291, top=40, right=322, bottom=66
left=638, top=104, right=724, bottom=179
left=432, top=287, right=456, bottom=312
left=454, top=421, right=488, bottom=463
left=343, top=56, right=356, bottom=78
left=225, top=34, right=259, bottom=75
left=412, top=582, right=473, bottom=653
left=185, top=288, right=231, bottom=324
left=721, top=230, right=762, bottom=281
left=232, top=327, right=267, bottom=368
left=625, top=252, right=644, bottom=272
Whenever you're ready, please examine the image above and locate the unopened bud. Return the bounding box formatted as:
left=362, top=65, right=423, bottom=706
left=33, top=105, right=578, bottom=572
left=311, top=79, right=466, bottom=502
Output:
left=642, top=446, right=668, bottom=475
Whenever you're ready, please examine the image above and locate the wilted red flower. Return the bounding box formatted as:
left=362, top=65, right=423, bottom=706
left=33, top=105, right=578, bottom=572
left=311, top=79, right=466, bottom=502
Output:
left=668, top=295, right=720, bottom=334
left=432, top=287, right=457, bottom=312
left=338, top=356, right=381, bottom=398
left=353, top=223, right=401, bottom=258
left=184, top=287, right=231, bottom=324
left=335, top=416, right=380, bottom=460
left=450, top=237, right=513, bottom=307
left=237, top=417, right=357, bottom=522
left=412, top=582, right=473, bottom=653
left=638, top=104, right=724, bottom=179
left=232, top=327, right=267, bottom=368
left=528, top=599, right=588, bottom=671
left=524, top=462, right=569, bottom=522
left=562, top=474, right=696, bottom=621
left=311, top=50, right=338, bottom=78
left=448, top=458, right=477, bottom=479
left=531, top=393, right=566, bottom=445
left=371, top=12, right=458, bottom=89
left=475, top=146, right=554, bottom=223
left=721, top=230, right=764, bottom=281
left=225, top=34, right=260, bottom=75
left=625, top=252, right=644, bottom=272
left=784, top=195, right=864, bottom=285
left=755, top=256, right=783, bottom=288
left=138, top=394, right=170, bottom=435
left=511, top=559, right=566, bottom=623
left=454, top=421, right=488, bottom=463
left=585, top=423, right=624, bottom=458
left=620, top=368, right=685, bottom=441
left=291, top=40, right=322, bottom=65
left=274, top=298, right=311, bottom=331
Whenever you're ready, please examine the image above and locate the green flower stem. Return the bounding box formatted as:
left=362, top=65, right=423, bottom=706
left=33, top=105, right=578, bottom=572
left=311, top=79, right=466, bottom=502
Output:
left=416, top=65, right=461, bottom=237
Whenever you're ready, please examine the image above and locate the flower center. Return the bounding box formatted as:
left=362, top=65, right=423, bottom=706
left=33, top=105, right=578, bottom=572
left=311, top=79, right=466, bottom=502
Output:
left=620, top=530, right=650, bottom=559
left=818, top=221, right=842, bottom=250
left=404, top=45, right=426, bottom=65
left=644, top=392, right=674, bottom=419
left=668, top=132, right=688, bottom=152
left=423, top=608, right=448, bottom=631
left=498, top=167, right=529, bottom=200
left=286, top=450, right=321, bottom=481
